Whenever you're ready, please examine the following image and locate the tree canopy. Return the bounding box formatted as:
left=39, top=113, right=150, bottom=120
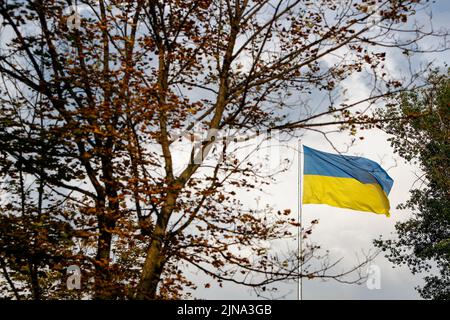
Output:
left=375, top=69, right=450, bottom=300
left=0, top=0, right=448, bottom=299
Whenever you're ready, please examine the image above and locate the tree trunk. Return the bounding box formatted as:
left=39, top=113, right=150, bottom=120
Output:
left=135, top=227, right=166, bottom=300
left=135, top=192, right=177, bottom=299
left=94, top=152, right=119, bottom=299
left=29, top=261, right=41, bottom=300
left=94, top=214, right=115, bottom=299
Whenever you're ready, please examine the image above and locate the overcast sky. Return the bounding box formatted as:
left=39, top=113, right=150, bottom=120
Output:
left=184, top=0, right=450, bottom=300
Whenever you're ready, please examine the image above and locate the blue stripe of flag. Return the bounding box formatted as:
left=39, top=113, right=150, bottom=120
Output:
left=303, top=146, right=394, bottom=195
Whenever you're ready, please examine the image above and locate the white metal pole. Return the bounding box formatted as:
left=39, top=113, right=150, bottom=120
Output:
left=298, top=140, right=303, bottom=301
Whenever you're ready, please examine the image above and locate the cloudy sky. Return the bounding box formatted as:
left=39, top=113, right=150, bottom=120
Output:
left=185, top=0, right=450, bottom=300
left=189, top=128, right=424, bottom=300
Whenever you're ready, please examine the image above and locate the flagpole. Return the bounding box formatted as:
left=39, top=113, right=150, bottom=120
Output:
left=298, top=139, right=303, bottom=301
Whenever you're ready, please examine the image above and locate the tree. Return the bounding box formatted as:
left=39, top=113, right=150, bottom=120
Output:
left=375, top=69, right=450, bottom=300
left=0, top=0, right=447, bottom=299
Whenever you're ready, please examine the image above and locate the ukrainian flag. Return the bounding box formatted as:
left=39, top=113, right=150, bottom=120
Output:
left=302, top=146, right=394, bottom=216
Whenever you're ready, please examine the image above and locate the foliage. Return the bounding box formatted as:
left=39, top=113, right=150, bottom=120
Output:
left=375, top=69, right=450, bottom=300
left=0, top=0, right=447, bottom=299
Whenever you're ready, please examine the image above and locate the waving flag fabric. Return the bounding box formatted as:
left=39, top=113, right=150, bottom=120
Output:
left=302, top=146, right=394, bottom=216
